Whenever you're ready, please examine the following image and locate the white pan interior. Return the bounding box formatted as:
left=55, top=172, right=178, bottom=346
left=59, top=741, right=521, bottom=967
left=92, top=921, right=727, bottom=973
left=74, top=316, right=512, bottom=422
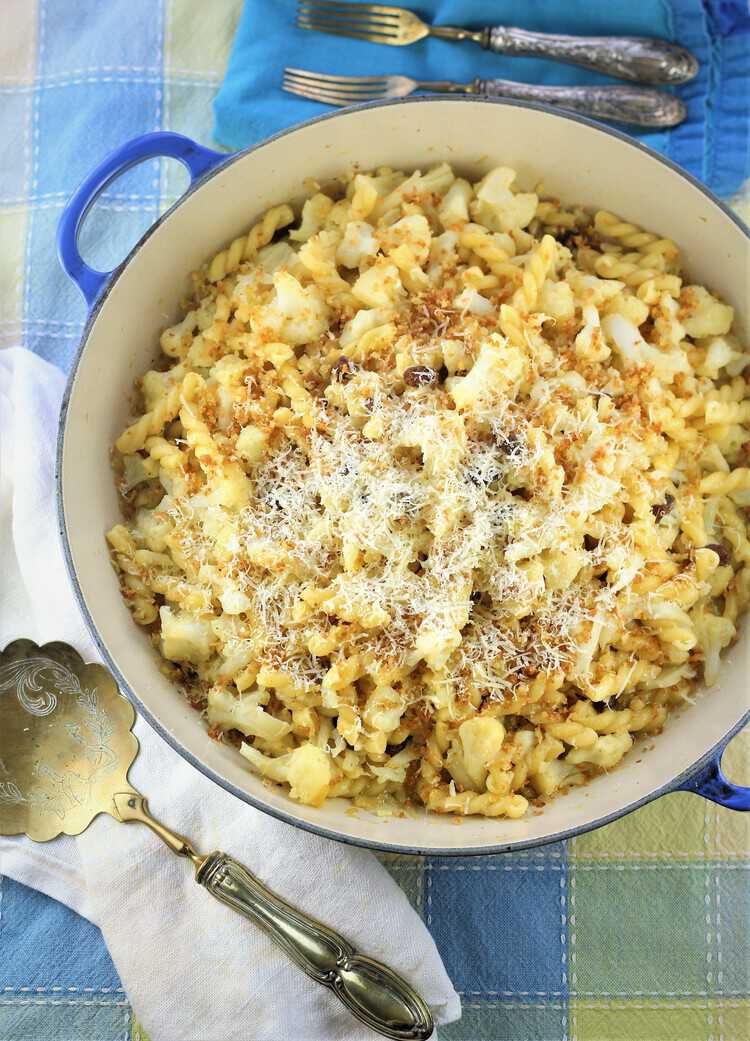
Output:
left=60, top=99, right=750, bottom=853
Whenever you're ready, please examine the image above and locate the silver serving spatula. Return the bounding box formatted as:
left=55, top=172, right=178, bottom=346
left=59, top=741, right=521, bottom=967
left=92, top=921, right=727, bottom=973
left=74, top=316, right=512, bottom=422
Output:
left=0, top=639, right=433, bottom=1041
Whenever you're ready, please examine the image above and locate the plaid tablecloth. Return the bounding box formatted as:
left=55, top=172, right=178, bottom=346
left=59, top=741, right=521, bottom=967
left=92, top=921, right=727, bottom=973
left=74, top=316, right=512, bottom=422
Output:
left=1, top=3, right=748, bottom=1040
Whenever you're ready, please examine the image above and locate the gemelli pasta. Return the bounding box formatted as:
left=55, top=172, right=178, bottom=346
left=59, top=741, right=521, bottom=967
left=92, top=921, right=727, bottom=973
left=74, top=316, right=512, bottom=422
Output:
left=108, top=162, right=750, bottom=818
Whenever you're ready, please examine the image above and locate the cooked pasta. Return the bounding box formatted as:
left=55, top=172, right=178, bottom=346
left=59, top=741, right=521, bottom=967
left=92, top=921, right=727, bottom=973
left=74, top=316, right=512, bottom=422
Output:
left=108, top=162, right=750, bottom=818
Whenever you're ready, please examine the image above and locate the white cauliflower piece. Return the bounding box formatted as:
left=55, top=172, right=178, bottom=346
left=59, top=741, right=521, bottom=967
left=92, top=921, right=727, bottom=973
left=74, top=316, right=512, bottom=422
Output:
left=449, top=335, right=524, bottom=410
left=235, top=423, right=267, bottom=464
left=159, top=606, right=214, bottom=664
left=457, top=717, right=505, bottom=789
left=362, top=686, right=406, bottom=735
left=218, top=588, right=254, bottom=616
left=286, top=745, right=332, bottom=806
left=336, top=220, right=379, bottom=268
left=252, top=271, right=329, bottom=345
left=438, top=178, right=473, bottom=227
left=602, top=313, right=689, bottom=383
left=378, top=214, right=432, bottom=265
left=255, top=241, right=303, bottom=276
left=352, top=261, right=404, bottom=307
left=537, top=280, right=575, bottom=320
left=696, top=335, right=750, bottom=379
left=470, top=166, right=538, bottom=232
left=239, top=743, right=332, bottom=805
left=135, top=506, right=171, bottom=552
left=566, top=731, right=633, bottom=769
left=681, top=285, right=734, bottom=338
left=340, top=307, right=392, bottom=350
left=454, top=287, right=494, bottom=316
left=207, top=687, right=291, bottom=741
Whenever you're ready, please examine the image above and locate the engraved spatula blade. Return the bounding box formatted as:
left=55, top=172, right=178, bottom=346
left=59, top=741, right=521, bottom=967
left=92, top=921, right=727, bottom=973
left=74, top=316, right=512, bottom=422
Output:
left=0, top=639, right=139, bottom=842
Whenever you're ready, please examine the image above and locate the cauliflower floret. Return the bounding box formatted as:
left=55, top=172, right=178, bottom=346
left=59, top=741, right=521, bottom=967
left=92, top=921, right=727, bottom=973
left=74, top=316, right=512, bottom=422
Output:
left=531, top=758, right=585, bottom=796
left=415, top=625, right=462, bottom=671
left=239, top=742, right=332, bottom=805
left=457, top=717, right=505, bottom=790
left=438, top=178, right=473, bottom=228
left=287, top=745, right=332, bottom=805
left=543, top=546, right=584, bottom=591
left=235, top=424, right=267, bottom=464
left=362, top=685, right=406, bottom=735
left=121, top=453, right=157, bottom=491
left=142, top=367, right=184, bottom=410
left=681, top=285, right=734, bottom=338
left=352, top=260, right=404, bottom=307
left=252, top=271, right=329, bottom=345
left=378, top=214, right=432, bottom=265
left=207, top=687, right=291, bottom=741
left=255, top=240, right=304, bottom=277
left=160, top=606, right=214, bottom=664
left=135, top=506, right=171, bottom=552
left=695, top=334, right=750, bottom=379
left=536, top=280, right=575, bottom=320
left=441, top=337, right=473, bottom=374
left=339, top=307, right=393, bottom=350
left=566, top=731, right=633, bottom=769
left=449, top=335, right=524, bottom=410
left=602, top=313, right=689, bottom=382
left=218, top=588, right=254, bottom=616
left=454, top=287, right=494, bottom=316
left=692, top=609, right=736, bottom=685
left=368, top=747, right=419, bottom=785
left=574, top=304, right=610, bottom=363
left=603, top=292, right=649, bottom=327
left=470, top=166, right=538, bottom=233
left=336, top=220, right=379, bottom=268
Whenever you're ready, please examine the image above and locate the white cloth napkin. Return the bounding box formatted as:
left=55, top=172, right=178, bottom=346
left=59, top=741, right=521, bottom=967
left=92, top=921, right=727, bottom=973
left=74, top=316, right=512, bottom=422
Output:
left=0, top=346, right=461, bottom=1041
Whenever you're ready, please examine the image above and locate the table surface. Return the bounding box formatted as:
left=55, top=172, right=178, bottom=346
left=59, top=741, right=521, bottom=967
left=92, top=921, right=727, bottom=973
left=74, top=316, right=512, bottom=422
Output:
left=0, top=2, right=748, bottom=1040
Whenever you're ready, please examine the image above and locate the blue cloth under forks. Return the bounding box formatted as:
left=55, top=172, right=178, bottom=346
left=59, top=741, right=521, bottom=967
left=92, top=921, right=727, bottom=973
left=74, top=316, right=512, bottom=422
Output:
left=214, top=0, right=750, bottom=196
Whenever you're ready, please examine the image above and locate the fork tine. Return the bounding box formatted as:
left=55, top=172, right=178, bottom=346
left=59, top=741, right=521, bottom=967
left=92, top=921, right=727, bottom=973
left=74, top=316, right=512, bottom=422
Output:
left=296, top=15, right=399, bottom=36
left=284, top=70, right=388, bottom=92
left=295, top=20, right=397, bottom=42
left=284, top=79, right=387, bottom=97
left=282, top=72, right=387, bottom=95
left=284, top=79, right=386, bottom=99
left=283, top=83, right=386, bottom=101
left=297, top=9, right=400, bottom=29
left=284, top=84, right=351, bottom=106
left=286, top=67, right=389, bottom=85
left=283, top=83, right=387, bottom=105
left=298, top=0, right=401, bottom=15
left=297, top=16, right=399, bottom=34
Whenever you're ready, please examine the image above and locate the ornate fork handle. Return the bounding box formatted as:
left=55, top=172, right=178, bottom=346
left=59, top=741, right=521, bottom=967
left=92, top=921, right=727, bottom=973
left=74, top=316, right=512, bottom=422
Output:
left=475, top=79, right=686, bottom=128
left=485, top=27, right=698, bottom=85
left=197, top=852, right=433, bottom=1041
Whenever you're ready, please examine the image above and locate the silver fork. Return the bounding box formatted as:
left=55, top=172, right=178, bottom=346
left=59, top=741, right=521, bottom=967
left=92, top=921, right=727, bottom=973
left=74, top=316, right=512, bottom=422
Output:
left=282, top=69, right=687, bottom=129
left=296, top=1, right=698, bottom=85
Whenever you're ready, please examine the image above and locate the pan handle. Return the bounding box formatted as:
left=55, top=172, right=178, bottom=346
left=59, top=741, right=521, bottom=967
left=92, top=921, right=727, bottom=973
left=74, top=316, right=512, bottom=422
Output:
left=57, top=131, right=227, bottom=310
left=677, top=745, right=750, bottom=810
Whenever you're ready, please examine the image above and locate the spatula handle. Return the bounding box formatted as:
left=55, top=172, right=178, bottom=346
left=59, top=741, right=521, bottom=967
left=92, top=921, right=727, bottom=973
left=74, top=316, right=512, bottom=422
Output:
left=485, top=27, right=698, bottom=85
left=196, top=851, right=433, bottom=1041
